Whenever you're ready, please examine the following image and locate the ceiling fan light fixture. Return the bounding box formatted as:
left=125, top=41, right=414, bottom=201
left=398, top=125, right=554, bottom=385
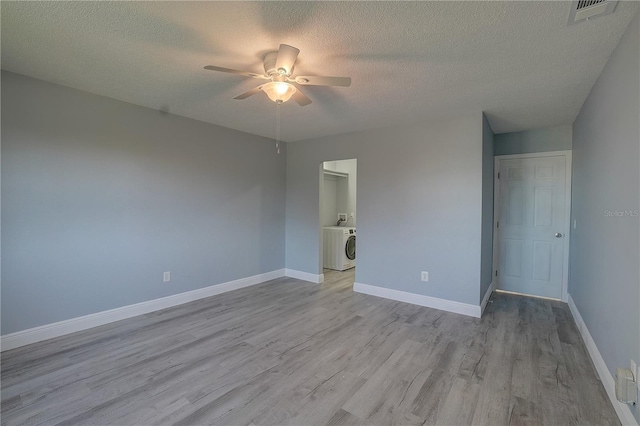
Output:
left=263, top=81, right=297, bottom=103
left=205, top=44, right=350, bottom=107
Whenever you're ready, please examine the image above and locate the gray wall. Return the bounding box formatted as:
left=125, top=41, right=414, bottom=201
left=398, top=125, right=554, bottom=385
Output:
left=570, top=14, right=639, bottom=424
left=494, top=125, right=572, bottom=156
left=1, top=71, right=286, bottom=335
left=480, top=113, right=494, bottom=300
left=286, top=115, right=484, bottom=306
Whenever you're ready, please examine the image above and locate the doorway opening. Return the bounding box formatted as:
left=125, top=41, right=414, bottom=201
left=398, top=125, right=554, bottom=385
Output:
left=319, top=159, right=357, bottom=287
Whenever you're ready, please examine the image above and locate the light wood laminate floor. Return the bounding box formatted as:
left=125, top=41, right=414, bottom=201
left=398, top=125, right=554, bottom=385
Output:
left=1, top=269, right=618, bottom=425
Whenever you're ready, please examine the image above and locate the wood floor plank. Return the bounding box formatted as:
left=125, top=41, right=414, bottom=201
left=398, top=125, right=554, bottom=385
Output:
left=0, top=269, right=619, bottom=426
left=435, top=378, right=482, bottom=426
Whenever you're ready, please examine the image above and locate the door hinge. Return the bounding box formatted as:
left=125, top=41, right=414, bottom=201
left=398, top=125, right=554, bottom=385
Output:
left=495, top=270, right=498, bottom=277
left=496, top=221, right=499, bottom=228
left=497, top=172, right=500, bottom=179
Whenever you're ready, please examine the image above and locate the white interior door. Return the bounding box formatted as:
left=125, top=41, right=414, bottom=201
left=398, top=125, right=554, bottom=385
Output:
left=496, top=154, right=570, bottom=300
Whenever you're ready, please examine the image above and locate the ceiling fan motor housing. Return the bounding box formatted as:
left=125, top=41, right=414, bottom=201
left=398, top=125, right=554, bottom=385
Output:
left=264, top=51, right=292, bottom=76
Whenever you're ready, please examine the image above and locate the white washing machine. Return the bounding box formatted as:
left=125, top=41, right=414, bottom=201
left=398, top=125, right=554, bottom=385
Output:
left=323, top=226, right=356, bottom=271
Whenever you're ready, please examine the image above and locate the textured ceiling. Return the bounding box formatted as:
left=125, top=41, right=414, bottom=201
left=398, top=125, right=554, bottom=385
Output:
left=2, top=1, right=638, bottom=142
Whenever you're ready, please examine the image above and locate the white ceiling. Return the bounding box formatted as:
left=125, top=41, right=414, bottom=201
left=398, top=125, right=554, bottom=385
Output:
left=2, top=1, right=638, bottom=142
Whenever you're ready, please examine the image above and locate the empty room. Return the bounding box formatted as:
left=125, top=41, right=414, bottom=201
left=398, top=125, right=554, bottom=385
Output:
left=1, top=1, right=639, bottom=425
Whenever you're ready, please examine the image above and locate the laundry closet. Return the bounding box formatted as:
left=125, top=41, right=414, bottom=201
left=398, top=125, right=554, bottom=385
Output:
left=321, top=159, right=357, bottom=271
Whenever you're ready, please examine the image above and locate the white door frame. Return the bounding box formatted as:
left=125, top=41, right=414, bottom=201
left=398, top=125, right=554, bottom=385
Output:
left=491, top=150, right=572, bottom=302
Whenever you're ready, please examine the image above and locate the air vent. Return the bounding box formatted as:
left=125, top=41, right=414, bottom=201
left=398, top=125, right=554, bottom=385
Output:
left=577, top=0, right=607, bottom=9
left=568, top=0, right=618, bottom=25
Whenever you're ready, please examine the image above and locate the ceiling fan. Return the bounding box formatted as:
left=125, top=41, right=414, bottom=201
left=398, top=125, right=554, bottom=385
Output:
left=204, top=44, right=351, bottom=106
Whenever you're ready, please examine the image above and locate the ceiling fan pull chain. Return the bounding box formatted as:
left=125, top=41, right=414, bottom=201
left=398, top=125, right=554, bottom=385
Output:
left=276, top=101, right=281, bottom=154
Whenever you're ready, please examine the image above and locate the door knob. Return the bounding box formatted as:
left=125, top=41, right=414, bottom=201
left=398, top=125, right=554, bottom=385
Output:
left=555, top=232, right=563, bottom=238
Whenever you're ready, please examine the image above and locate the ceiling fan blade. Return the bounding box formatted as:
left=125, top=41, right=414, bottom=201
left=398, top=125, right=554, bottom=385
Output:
left=294, top=76, right=351, bottom=87
left=204, top=65, right=266, bottom=79
left=234, top=86, right=264, bottom=100
left=292, top=89, right=312, bottom=106
left=275, top=44, right=300, bottom=75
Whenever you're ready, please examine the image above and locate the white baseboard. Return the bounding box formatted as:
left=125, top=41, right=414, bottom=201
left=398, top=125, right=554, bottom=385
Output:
left=568, top=294, right=638, bottom=426
left=480, top=280, right=496, bottom=316
left=353, top=282, right=481, bottom=318
left=285, top=269, right=324, bottom=284
left=0, top=269, right=286, bottom=352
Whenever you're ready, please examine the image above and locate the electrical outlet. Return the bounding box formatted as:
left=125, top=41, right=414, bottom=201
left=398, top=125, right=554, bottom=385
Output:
left=421, top=271, right=429, bottom=282
left=163, top=271, right=171, bottom=282
left=349, top=212, right=355, bottom=219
